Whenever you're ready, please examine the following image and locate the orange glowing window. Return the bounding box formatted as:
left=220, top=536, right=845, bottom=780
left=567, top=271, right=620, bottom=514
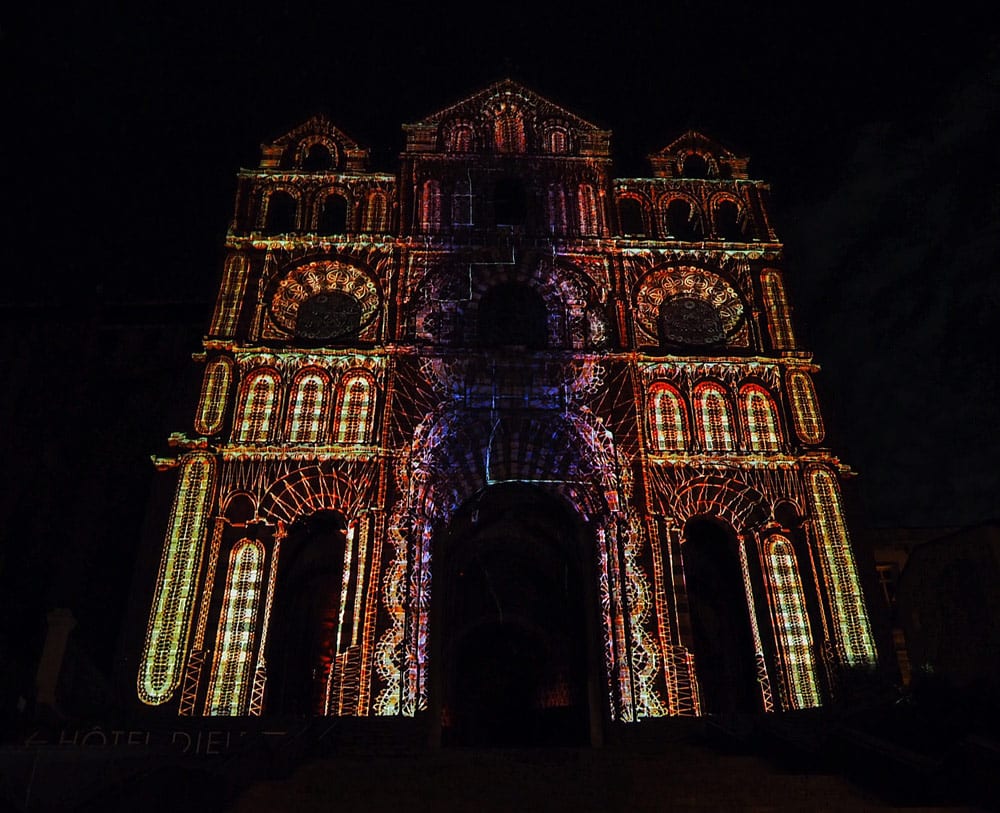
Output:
left=206, top=538, right=264, bottom=715
left=547, top=127, right=569, bottom=154
left=195, top=357, right=232, bottom=436
left=547, top=183, right=568, bottom=234
left=235, top=370, right=280, bottom=443
left=365, top=191, right=387, bottom=232
left=765, top=535, right=820, bottom=709
left=420, top=180, right=441, bottom=233
left=495, top=106, right=526, bottom=154
left=762, top=270, right=796, bottom=350
left=739, top=384, right=782, bottom=452
left=209, top=254, right=248, bottom=337
left=807, top=467, right=877, bottom=665
left=693, top=381, right=734, bottom=451
left=286, top=370, right=329, bottom=443
left=648, top=383, right=689, bottom=452
left=335, top=372, right=374, bottom=444
left=788, top=371, right=825, bottom=444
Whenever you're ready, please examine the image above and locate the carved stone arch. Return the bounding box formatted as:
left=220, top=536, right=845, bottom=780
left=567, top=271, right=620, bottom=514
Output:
left=314, top=186, right=352, bottom=233
left=439, top=117, right=479, bottom=153
left=633, top=265, right=746, bottom=348
left=669, top=473, right=770, bottom=534
left=708, top=190, right=747, bottom=240
left=617, top=192, right=652, bottom=237
left=260, top=184, right=302, bottom=232
left=269, top=259, right=382, bottom=342
left=258, top=465, right=366, bottom=524
left=540, top=118, right=574, bottom=154
left=657, top=192, right=705, bottom=239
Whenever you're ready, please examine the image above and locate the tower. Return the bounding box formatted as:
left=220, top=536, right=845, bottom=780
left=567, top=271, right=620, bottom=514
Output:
left=135, top=81, right=876, bottom=741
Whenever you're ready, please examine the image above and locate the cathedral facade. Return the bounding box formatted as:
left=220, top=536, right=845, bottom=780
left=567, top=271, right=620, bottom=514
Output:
left=135, top=81, right=876, bottom=743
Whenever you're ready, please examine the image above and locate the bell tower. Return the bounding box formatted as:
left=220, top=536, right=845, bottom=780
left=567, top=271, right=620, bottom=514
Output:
left=134, top=81, right=876, bottom=737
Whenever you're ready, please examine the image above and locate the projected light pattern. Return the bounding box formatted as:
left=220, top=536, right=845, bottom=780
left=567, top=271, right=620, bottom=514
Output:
left=137, top=80, right=877, bottom=725
left=765, top=535, right=821, bottom=708
left=206, top=538, right=264, bottom=715
left=139, top=452, right=216, bottom=704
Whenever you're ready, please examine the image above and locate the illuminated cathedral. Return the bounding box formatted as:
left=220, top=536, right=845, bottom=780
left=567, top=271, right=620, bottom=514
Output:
left=136, top=80, right=877, bottom=744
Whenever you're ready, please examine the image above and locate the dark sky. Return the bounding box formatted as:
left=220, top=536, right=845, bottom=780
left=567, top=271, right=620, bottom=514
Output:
left=6, top=3, right=999, bottom=527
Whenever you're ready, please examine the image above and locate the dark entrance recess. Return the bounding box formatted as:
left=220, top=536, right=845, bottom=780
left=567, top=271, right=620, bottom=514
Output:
left=493, top=176, right=527, bottom=226
left=264, top=510, right=348, bottom=715
left=682, top=517, right=760, bottom=714
left=432, top=484, right=598, bottom=746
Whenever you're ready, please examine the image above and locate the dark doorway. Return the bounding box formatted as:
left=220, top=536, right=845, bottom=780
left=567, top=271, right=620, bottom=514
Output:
left=682, top=517, right=760, bottom=714
left=434, top=484, right=596, bottom=746
left=265, top=511, right=347, bottom=715
left=478, top=283, right=548, bottom=349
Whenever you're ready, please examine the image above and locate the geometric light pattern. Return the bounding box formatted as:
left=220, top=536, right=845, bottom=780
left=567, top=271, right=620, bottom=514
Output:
left=138, top=452, right=216, bottom=704
left=788, top=370, right=825, bottom=444
left=806, top=467, right=877, bottom=665
left=335, top=372, right=373, bottom=444
left=206, top=538, right=264, bottom=715
left=761, top=270, right=795, bottom=350
left=739, top=384, right=782, bottom=452
left=693, top=381, right=734, bottom=451
left=235, top=370, right=280, bottom=443
left=764, top=534, right=821, bottom=709
left=195, top=357, right=232, bottom=436
left=648, top=383, right=688, bottom=451
left=286, top=371, right=329, bottom=443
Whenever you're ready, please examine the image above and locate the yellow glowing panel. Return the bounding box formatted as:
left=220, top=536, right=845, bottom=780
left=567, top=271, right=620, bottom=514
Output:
left=195, top=358, right=232, bottom=436
left=235, top=371, right=280, bottom=443
left=286, top=371, right=329, bottom=443
left=788, top=371, right=825, bottom=444
left=335, top=373, right=373, bottom=444
left=740, top=384, right=782, bottom=452
left=762, top=270, right=795, bottom=350
left=648, top=383, right=688, bottom=451
left=693, top=381, right=734, bottom=451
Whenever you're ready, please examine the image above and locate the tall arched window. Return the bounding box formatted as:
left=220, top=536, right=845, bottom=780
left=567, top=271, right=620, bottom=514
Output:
left=206, top=539, right=265, bottom=715
left=546, top=127, right=569, bottom=154
left=807, top=468, right=877, bottom=665
left=761, top=270, right=796, bottom=350
left=195, top=357, right=233, bottom=436
left=286, top=370, right=329, bottom=443
left=420, top=180, right=442, bottom=233
left=664, top=198, right=701, bottom=240
left=788, top=371, right=825, bottom=444
left=713, top=199, right=745, bottom=241
left=494, top=105, right=526, bottom=154
left=764, top=535, right=821, bottom=709
left=618, top=196, right=647, bottom=237
left=301, top=142, right=334, bottom=171
left=235, top=371, right=280, bottom=443
left=452, top=176, right=473, bottom=226
left=318, top=194, right=348, bottom=234
left=693, top=382, right=734, bottom=451
left=364, top=191, right=387, bottom=233
left=138, top=453, right=217, bottom=705
left=547, top=183, right=568, bottom=235
left=648, top=383, right=689, bottom=452
left=335, top=372, right=374, bottom=444
left=578, top=184, right=599, bottom=236
left=740, top=384, right=782, bottom=452
left=264, top=191, right=297, bottom=234
left=448, top=123, right=476, bottom=153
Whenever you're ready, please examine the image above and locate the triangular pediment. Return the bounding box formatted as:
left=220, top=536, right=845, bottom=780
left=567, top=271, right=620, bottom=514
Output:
left=649, top=130, right=749, bottom=179
left=259, top=114, right=369, bottom=172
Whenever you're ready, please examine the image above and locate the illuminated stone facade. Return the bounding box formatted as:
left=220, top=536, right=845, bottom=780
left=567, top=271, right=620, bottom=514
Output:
left=137, top=80, right=876, bottom=739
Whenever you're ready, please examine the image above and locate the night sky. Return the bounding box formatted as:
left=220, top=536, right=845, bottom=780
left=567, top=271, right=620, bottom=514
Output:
left=6, top=4, right=999, bottom=533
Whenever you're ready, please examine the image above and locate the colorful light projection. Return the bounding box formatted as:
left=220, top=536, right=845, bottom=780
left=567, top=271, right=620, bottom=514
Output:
left=137, top=81, right=877, bottom=724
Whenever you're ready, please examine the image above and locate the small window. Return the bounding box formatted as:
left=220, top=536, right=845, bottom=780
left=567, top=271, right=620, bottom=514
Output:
left=547, top=128, right=570, bottom=154
left=301, top=143, right=334, bottom=171
left=682, top=153, right=709, bottom=178
left=296, top=291, right=362, bottom=342
left=714, top=200, right=744, bottom=241
left=665, top=199, right=701, bottom=240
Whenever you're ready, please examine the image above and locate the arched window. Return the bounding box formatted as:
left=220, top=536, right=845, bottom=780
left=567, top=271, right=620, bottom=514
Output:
left=693, top=381, right=734, bottom=451
left=761, top=270, right=796, bottom=350
left=788, top=371, right=825, bottom=444
left=138, top=453, right=217, bottom=705
left=206, top=539, right=265, bottom=715
left=195, top=357, right=233, bottom=436
left=494, top=105, right=526, bottom=154
left=764, top=535, right=821, bottom=709
left=546, top=127, right=570, bottom=154
left=209, top=253, right=249, bottom=337
left=578, top=184, right=599, bottom=236
left=235, top=371, right=280, bottom=443
left=664, top=198, right=701, bottom=240
left=740, top=384, right=782, bottom=452
left=264, top=191, right=297, bottom=234
left=713, top=199, right=745, bottom=241
left=806, top=468, right=877, bottom=665
left=301, top=142, right=334, bottom=171
left=448, top=123, right=476, bottom=153
left=618, top=197, right=646, bottom=237
left=420, top=180, right=442, bottom=233
left=364, top=191, right=387, bottom=233
left=335, top=372, right=374, bottom=444
left=478, top=283, right=548, bottom=349
left=648, top=383, right=689, bottom=451
left=286, top=371, right=330, bottom=443
left=547, top=183, right=568, bottom=235
left=318, top=194, right=348, bottom=234
left=682, top=153, right=709, bottom=178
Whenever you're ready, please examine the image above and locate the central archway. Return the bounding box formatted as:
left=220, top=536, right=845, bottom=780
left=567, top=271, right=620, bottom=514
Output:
left=430, top=483, right=601, bottom=746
